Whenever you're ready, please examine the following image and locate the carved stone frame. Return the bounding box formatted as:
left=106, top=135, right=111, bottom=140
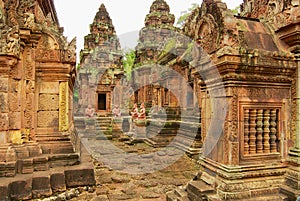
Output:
left=239, top=101, right=284, bottom=163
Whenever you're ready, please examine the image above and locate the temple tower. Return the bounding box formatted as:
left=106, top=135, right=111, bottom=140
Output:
left=78, top=3, right=123, bottom=116
left=132, top=0, right=178, bottom=106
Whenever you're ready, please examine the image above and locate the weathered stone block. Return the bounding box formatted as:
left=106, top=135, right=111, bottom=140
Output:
left=32, top=176, right=52, bottom=198
left=0, top=114, right=8, bottom=131
left=27, top=144, right=42, bottom=157
left=0, top=93, right=8, bottom=113
left=50, top=172, right=66, bottom=192
left=9, top=112, right=21, bottom=129
left=65, top=168, right=96, bottom=187
left=5, top=162, right=16, bottom=177
left=39, top=94, right=59, bottom=111
left=0, top=131, right=7, bottom=143
left=9, top=180, right=32, bottom=200
left=0, top=163, right=5, bottom=177
left=0, top=185, right=9, bottom=201
left=0, top=78, right=8, bottom=92
left=37, top=111, right=59, bottom=127
left=39, top=82, right=59, bottom=94
left=20, top=159, right=34, bottom=174
left=33, top=157, right=49, bottom=171
left=8, top=92, right=21, bottom=111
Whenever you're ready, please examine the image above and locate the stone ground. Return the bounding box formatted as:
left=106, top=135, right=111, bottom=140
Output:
left=71, top=139, right=200, bottom=201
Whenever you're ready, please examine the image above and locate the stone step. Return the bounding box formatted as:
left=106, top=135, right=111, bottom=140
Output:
left=174, top=188, right=188, bottom=198
left=166, top=191, right=177, bottom=201
left=187, top=180, right=214, bottom=201
left=47, top=153, right=80, bottom=168
left=166, top=189, right=189, bottom=201
left=241, top=193, right=288, bottom=201
left=35, top=133, right=71, bottom=142
left=39, top=141, right=75, bottom=154
left=0, top=160, right=95, bottom=200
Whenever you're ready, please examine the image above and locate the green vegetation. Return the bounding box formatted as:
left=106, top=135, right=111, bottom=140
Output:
left=231, top=6, right=240, bottom=15
left=176, top=3, right=199, bottom=28
left=122, top=49, right=136, bottom=79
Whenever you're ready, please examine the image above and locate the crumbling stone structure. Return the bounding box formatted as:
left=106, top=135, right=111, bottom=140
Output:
left=0, top=0, right=95, bottom=200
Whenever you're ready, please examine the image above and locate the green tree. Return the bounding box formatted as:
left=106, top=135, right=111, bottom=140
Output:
left=122, top=49, right=136, bottom=79
left=176, top=3, right=199, bottom=28
left=231, top=6, right=240, bottom=15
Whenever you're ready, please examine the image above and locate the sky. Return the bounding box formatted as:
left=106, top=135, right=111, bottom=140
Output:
left=53, top=0, right=243, bottom=58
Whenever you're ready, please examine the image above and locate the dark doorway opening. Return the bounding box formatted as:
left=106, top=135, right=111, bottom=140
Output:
left=98, top=93, right=106, bottom=110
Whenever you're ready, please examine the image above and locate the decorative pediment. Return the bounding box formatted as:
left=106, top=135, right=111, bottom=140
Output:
left=241, top=0, right=300, bottom=30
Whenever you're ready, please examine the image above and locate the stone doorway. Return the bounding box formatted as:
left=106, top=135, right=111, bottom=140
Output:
left=98, top=93, right=107, bottom=111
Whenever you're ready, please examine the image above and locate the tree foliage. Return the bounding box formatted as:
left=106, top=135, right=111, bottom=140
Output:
left=176, top=3, right=199, bottom=28
left=231, top=6, right=240, bottom=15
left=122, top=49, right=136, bottom=79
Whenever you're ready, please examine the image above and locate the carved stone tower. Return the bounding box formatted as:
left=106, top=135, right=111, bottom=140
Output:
left=133, top=0, right=178, bottom=105
left=78, top=3, right=123, bottom=116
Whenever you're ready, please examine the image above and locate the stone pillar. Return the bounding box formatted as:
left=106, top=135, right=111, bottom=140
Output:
left=0, top=56, right=17, bottom=144
left=289, top=52, right=300, bottom=154
left=8, top=56, right=22, bottom=145
left=23, top=46, right=36, bottom=142
left=59, top=82, right=69, bottom=132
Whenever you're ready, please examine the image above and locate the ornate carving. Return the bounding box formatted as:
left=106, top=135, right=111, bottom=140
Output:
left=249, top=109, right=257, bottom=154
left=244, top=109, right=250, bottom=155
left=270, top=109, right=278, bottom=153
left=24, top=48, right=34, bottom=80
left=39, top=82, right=59, bottom=94
left=62, top=37, right=76, bottom=63
left=0, top=92, right=8, bottom=113
left=5, top=26, right=20, bottom=56
left=5, top=0, right=18, bottom=26
left=39, top=94, right=59, bottom=111
left=24, top=93, right=34, bottom=129
left=37, top=111, right=58, bottom=127
left=256, top=109, right=263, bottom=153
left=242, top=107, right=280, bottom=156
left=0, top=78, right=9, bottom=92
left=263, top=109, right=271, bottom=153
left=35, top=49, right=60, bottom=62
left=9, top=92, right=20, bottom=111
left=0, top=113, right=8, bottom=131
left=59, top=82, right=69, bottom=131
left=195, top=16, right=218, bottom=54
left=9, top=112, right=21, bottom=129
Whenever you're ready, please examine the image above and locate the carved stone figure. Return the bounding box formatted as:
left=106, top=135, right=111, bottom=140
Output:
left=6, top=26, right=20, bottom=55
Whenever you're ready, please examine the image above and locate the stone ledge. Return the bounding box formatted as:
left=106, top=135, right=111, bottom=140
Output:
left=0, top=145, right=95, bottom=200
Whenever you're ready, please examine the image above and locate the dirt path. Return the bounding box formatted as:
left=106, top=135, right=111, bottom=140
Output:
left=71, top=140, right=200, bottom=201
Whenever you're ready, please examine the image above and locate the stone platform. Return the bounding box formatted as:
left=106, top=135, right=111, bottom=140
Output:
left=0, top=144, right=95, bottom=201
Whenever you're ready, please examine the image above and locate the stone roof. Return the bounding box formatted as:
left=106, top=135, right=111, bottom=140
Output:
left=236, top=18, right=279, bottom=52
left=182, top=0, right=294, bottom=56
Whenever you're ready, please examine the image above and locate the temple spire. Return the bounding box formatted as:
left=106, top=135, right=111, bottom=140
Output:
left=144, top=0, right=175, bottom=27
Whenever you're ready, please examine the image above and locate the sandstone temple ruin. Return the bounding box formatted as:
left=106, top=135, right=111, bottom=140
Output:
left=0, top=0, right=95, bottom=200
left=1, top=0, right=300, bottom=200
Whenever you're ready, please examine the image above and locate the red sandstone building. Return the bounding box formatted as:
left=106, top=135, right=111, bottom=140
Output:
left=0, top=0, right=300, bottom=200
